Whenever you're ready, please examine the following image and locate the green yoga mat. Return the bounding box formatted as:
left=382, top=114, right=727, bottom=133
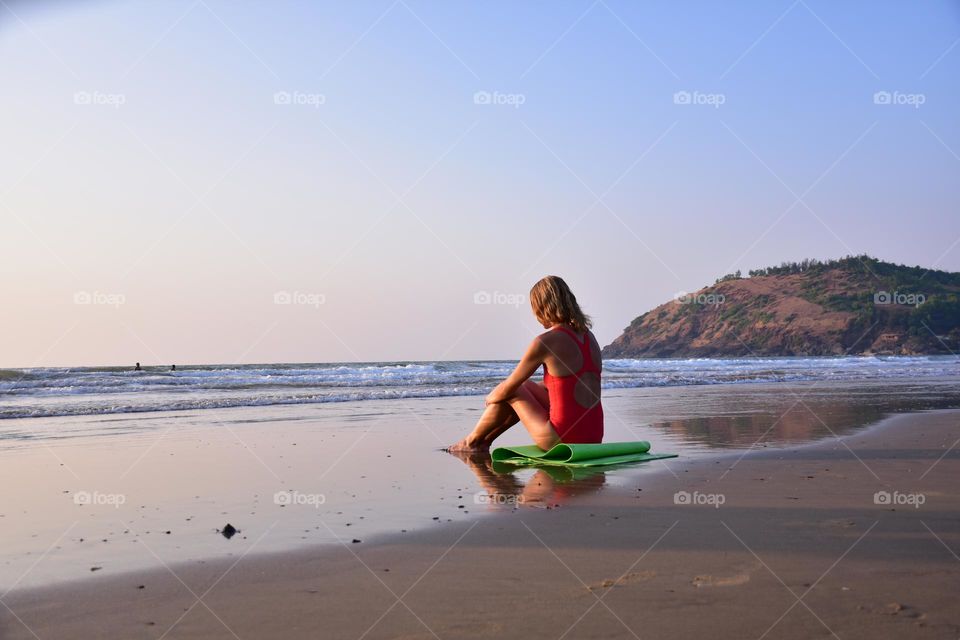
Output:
left=491, top=441, right=677, bottom=468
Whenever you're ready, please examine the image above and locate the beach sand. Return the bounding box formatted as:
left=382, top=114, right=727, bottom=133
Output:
left=2, top=405, right=958, bottom=639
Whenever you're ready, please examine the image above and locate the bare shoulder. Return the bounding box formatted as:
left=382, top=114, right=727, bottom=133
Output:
left=529, top=331, right=555, bottom=353
left=533, top=330, right=560, bottom=352
left=536, top=328, right=557, bottom=343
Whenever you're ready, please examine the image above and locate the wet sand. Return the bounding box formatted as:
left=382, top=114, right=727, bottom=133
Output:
left=3, top=408, right=958, bottom=639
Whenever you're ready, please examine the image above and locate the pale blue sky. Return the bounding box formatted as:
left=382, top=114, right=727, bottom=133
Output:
left=2, top=0, right=958, bottom=366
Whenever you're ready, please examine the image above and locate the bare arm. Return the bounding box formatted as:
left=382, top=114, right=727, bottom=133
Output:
left=486, top=337, right=547, bottom=404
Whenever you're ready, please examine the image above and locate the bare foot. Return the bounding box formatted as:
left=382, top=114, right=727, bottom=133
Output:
left=446, top=438, right=489, bottom=454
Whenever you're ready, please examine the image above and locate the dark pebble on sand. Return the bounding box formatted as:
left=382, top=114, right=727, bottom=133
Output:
left=137, top=585, right=145, bottom=589
left=221, top=524, right=238, bottom=539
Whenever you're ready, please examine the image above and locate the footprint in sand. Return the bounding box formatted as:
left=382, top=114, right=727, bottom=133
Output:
left=692, top=561, right=760, bottom=588
left=586, top=570, right=657, bottom=591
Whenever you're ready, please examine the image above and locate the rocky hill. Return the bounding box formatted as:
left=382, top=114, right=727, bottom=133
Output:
left=602, top=256, right=960, bottom=358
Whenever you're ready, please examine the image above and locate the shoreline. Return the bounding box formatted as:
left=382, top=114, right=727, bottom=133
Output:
left=4, top=358, right=956, bottom=423
left=4, top=407, right=958, bottom=639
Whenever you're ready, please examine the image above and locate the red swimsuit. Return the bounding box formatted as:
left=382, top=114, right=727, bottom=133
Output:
left=543, top=326, right=604, bottom=444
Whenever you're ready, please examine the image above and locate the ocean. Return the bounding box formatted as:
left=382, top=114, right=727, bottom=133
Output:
left=1, top=355, right=957, bottom=420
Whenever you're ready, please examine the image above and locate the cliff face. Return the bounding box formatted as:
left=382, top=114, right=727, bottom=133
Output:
left=602, top=257, right=960, bottom=358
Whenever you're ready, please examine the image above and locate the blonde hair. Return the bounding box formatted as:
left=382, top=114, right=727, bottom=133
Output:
left=529, top=276, right=592, bottom=333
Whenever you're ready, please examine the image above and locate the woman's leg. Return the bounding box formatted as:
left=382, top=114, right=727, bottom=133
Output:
left=479, top=403, right=520, bottom=445
left=477, top=380, right=550, bottom=446
left=448, top=401, right=518, bottom=452
left=448, top=380, right=555, bottom=452
left=507, top=382, right=560, bottom=451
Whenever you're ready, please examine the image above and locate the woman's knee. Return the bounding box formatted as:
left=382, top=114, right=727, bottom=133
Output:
left=520, top=379, right=549, bottom=407
left=508, top=384, right=536, bottom=405
left=501, top=380, right=537, bottom=402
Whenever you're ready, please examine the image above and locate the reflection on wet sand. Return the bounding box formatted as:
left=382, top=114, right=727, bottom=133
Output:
left=648, top=379, right=960, bottom=448
left=652, top=403, right=886, bottom=447
left=447, top=451, right=607, bottom=507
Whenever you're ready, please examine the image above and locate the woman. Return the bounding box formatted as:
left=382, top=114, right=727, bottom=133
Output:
left=449, top=276, right=603, bottom=452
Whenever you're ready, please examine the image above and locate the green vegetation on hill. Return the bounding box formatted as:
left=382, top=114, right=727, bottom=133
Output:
left=795, top=255, right=960, bottom=339
left=603, top=255, right=960, bottom=358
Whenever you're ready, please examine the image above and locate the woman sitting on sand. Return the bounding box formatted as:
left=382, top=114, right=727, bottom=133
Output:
left=449, top=275, right=603, bottom=452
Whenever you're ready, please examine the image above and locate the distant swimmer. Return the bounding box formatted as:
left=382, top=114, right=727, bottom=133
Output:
left=171, top=364, right=176, bottom=371
left=134, top=362, right=141, bottom=371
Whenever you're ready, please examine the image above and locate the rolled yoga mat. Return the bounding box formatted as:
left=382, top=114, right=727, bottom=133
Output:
left=491, top=441, right=677, bottom=468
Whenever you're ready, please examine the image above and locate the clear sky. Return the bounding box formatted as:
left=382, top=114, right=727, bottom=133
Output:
left=2, top=0, right=959, bottom=367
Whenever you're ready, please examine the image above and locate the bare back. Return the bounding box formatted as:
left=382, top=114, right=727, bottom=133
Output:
left=540, top=327, right=602, bottom=409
